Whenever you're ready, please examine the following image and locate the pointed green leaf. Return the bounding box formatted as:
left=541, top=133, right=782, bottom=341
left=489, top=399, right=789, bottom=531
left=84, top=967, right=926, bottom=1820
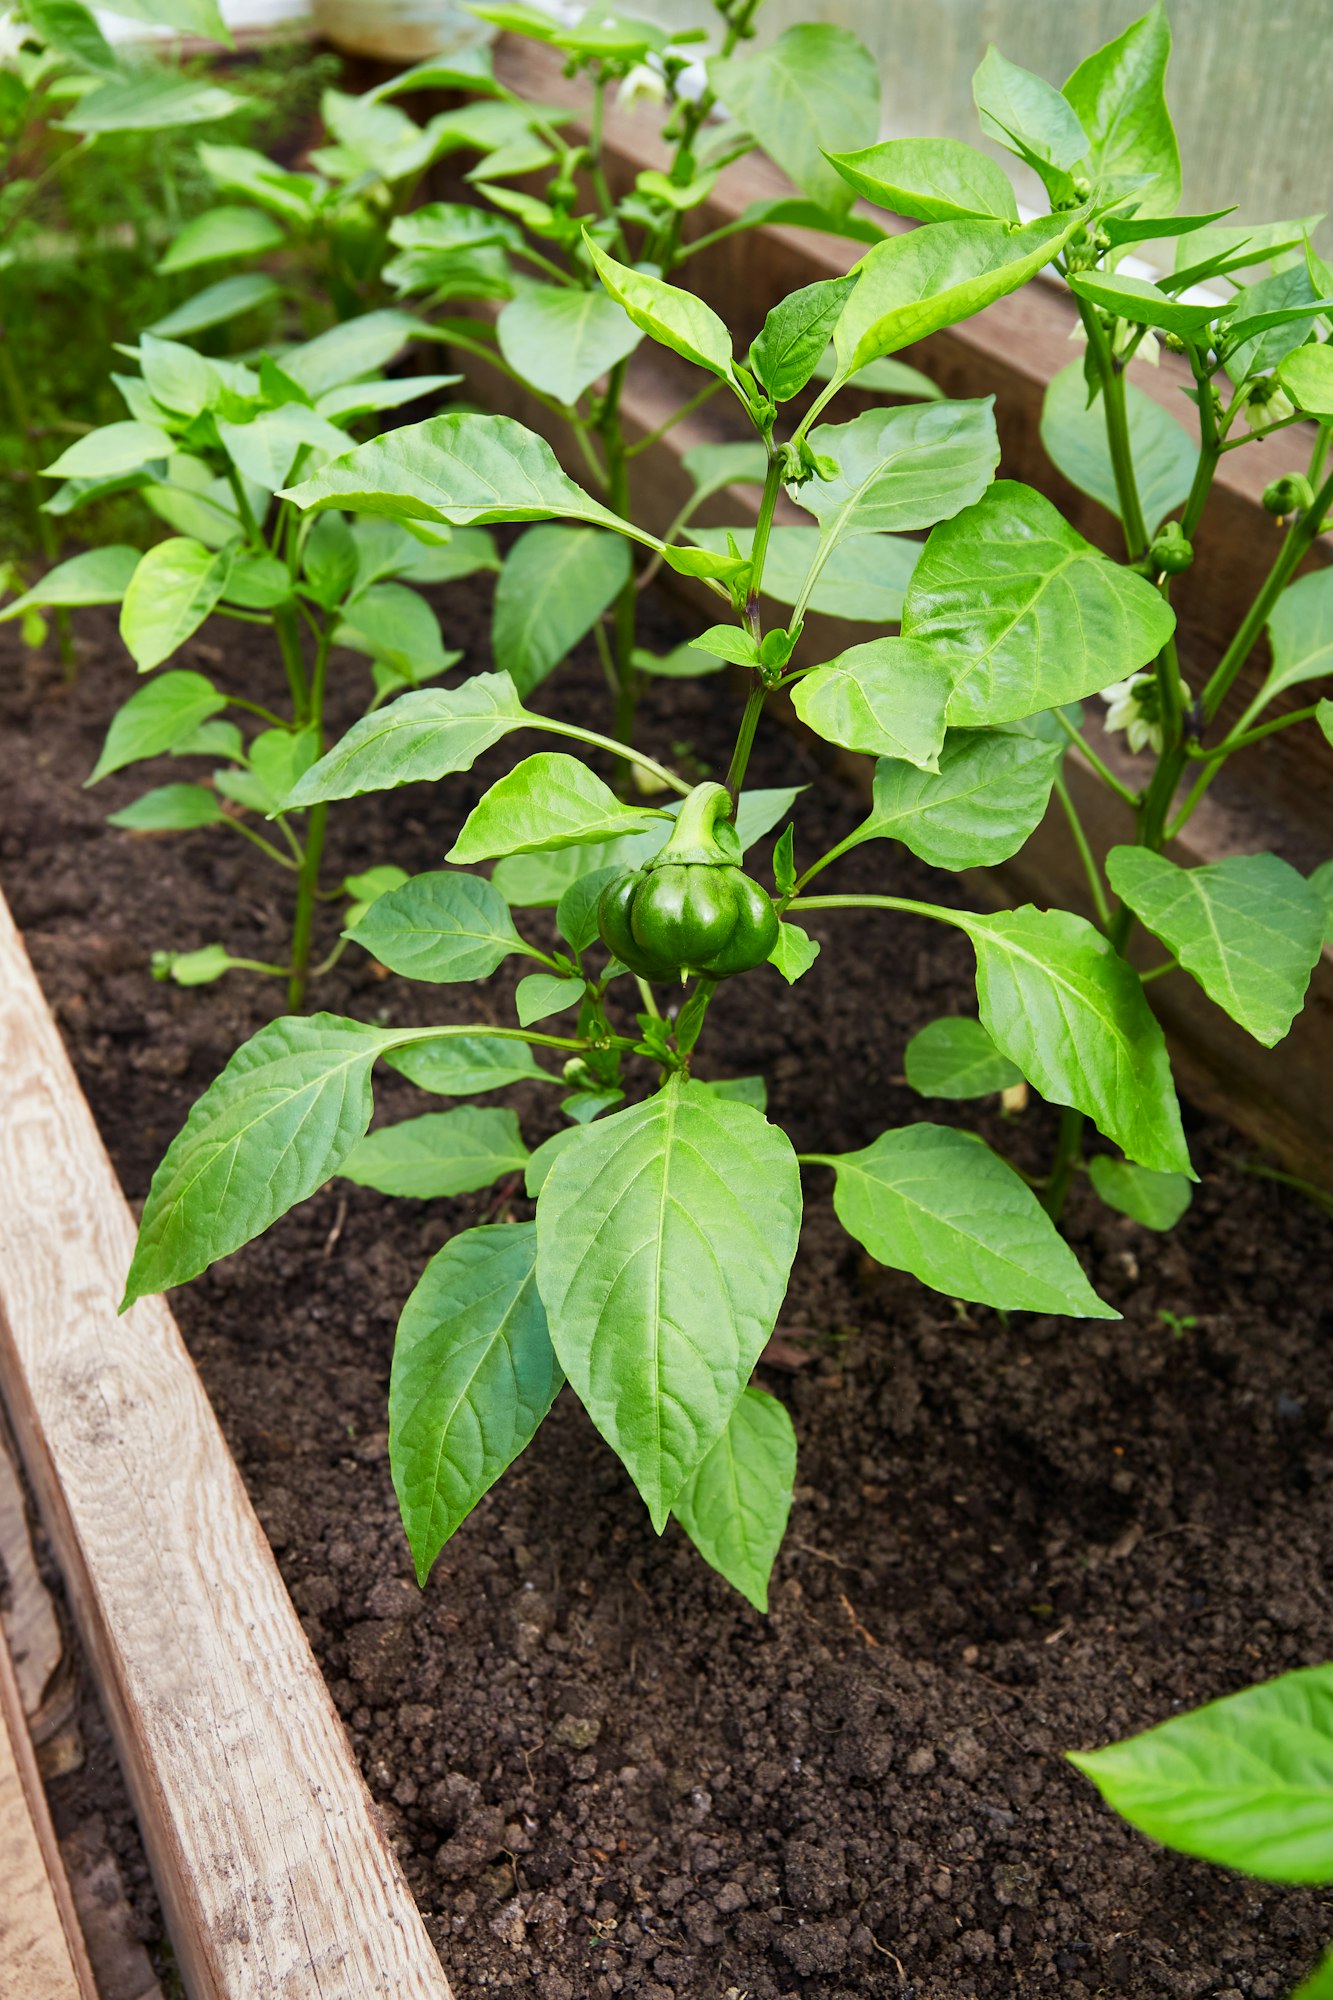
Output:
left=958, top=905, right=1192, bottom=1176
left=1062, top=5, right=1180, bottom=218
left=748, top=276, right=857, bottom=402
left=585, top=238, right=734, bottom=383
left=1041, top=361, right=1197, bottom=535
left=342, top=1107, right=528, bottom=1198
left=535, top=1076, right=802, bottom=1529
left=58, top=68, right=241, bottom=134
left=708, top=23, right=880, bottom=214
left=1087, top=1155, right=1192, bottom=1231
left=120, top=537, right=235, bottom=672
left=813, top=1123, right=1115, bottom=1317
left=672, top=1388, right=796, bottom=1612
left=493, top=525, right=631, bottom=695
left=1106, top=848, right=1325, bottom=1047
left=826, top=137, right=1018, bottom=225
left=285, top=673, right=529, bottom=809
left=797, top=398, right=1000, bottom=546
left=123, top=1015, right=402, bottom=1303
left=107, top=782, right=223, bottom=830
left=1069, top=1662, right=1333, bottom=1883
left=157, top=204, right=285, bottom=273
left=842, top=726, right=1064, bottom=870
left=973, top=46, right=1087, bottom=184
left=90, top=670, right=226, bottom=783
left=905, top=482, right=1176, bottom=727
left=768, top=920, right=820, bottom=985
left=147, top=274, right=279, bottom=340
left=688, top=524, right=918, bottom=623
left=43, top=421, right=173, bottom=481
left=0, top=546, right=140, bottom=621
left=448, top=753, right=667, bottom=864
left=515, top=972, right=581, bottom=1027
left=1068, top=270, right=1218, bottom=336
left=1258, top=570, right=1333, bottom=708
left=391, top=1223, right=562, bottom=1583
left=904, top=1016, right=1022, bottom=1100
left=791, top=638, right=953, bottom=766
left=1279, top=344, right=1333, bottom=421
left=348, top=872, right=524, bottom=983
left=384, top=1033, right=552, bottom=1097
left=497, top=285, right=642, bottom=406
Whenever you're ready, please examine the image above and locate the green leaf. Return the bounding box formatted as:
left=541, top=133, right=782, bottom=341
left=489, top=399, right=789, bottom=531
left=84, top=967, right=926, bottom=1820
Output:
left=797, top=399, right=1000, bottom=549
left=1069, top=1662, right=1333, bottom=1883
left=282, top=309, right=424, bottom=398
left=698, top=1076, right=769, bottom=1113
left=792, top=638, right=953, bottom=767
left=972, top=46, right=1088, bottom=186
left=43, top=420, right=172, bottom=480
left=904, top=1016, right=1022, bottom=1099
left=768, top=920, right=820, bottom=985
left=147, top=274, right=279, bottom=340
left=448, top=753, right=666, bottom=864
left=285, top=674, right=528, bottom=809
left=120, top=537, right=234, bottom=672
left=1279, top=344, right=1333, bottom=421
left=333, top=584, right=457, bottom=685
left=89, top=669, right=226, bottom=783
left=690, top=626, right=759, bottom=667
left=707, top=23, right=880, bottom=214
left=348, top=872, right=524, bottom=983
left=1040, top=361, right=1198, bottom=536
left=515, top=973, right=581, bottom=1027
left=101, top=0, right=230, bottom=37
left=1106, top=848, right=1325, bottom=1047
left=1259, top=570, right=1333, bottom=708
left=196, top=140, right=319, bottom=225
left=1062, top=5, right=1180, bottom=218
left=826, top=137, right=1018, bottom=225
left=688, top=525, right=918, bottom=623
left=218, top=406, right=351, bottom=494
left=156, top=943, right=242, bottom=987
left=214, top=727, right=317, bottom=816
left=496, top=285, right=642, bottom=406
left=1088, top=1155, right=1192, bottom=1231
left=556, top=866, right=622, bottom=954
left=748, top=276, right=857, bottom=402
left=959, top=906, right=1192, bottom=1176
left=1221, top=269, right=1329, bottom=380
left=809, top=347, right=942, bottom=400
left=1293, top=1950, right=1333, bottom=2000
left=535, top=1075, right=801, bottom=1530
left=58, top=68, right=241, bottom=133
left=813, top=1124, right=1115, bottom=1317
left=315, top=374, right=460, bottom=425
left=493, top=525, right=630, bottom=696
left=1312, top=861, right=1333, bottom=945
left=680, top=439, right=769, bottom=508
left=342, top=1108, right=528, bottom=1199
left=633, top=642, right=725, bottom=680
left=906, top=482, right=1176, bottom=727
left=107, top=782, right=223, bottom=830
left=842, top=726, right=1063, bottom=870
left=585, top=238, right=734, bottom=383
left=138, top=334, right=219, bottom=418
left=390, top=1223, right=562, bottom=1584
left=157, top=204, right=285, bottom=273
left=1067, top=270, right=1218, bottom=336
left=0, top=546, right=140, bottom=621
left=832, top=211, right=1084, bottom=379
left=123, top=1015, right=401, bottom=1303
left=281, top=412, right=638, bottom=542
left=672, top=1387, right=796, bottom=1612
left=385, top=1034, right=552, bottom=1097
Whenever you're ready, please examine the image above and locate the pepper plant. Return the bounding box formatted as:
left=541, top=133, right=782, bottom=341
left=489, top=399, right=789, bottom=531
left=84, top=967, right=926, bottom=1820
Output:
left=1072, top=1662, right=1333, bottom=1999
left=1, top=310, right=503, bottom=1002
left=121, top=6, right=1331, bottom=1608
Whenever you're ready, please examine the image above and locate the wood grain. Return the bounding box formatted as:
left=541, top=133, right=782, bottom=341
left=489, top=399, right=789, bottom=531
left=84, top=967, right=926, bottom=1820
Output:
left=0, top=892, right=453, bottom=2000
left=0, top=1622, right=97, bottom=2000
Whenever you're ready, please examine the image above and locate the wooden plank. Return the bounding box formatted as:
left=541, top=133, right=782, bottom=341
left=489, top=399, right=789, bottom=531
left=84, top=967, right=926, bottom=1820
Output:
left=0, top=1623, right=98, bottom=2000
left=0, top=892, right=453, bottom=2000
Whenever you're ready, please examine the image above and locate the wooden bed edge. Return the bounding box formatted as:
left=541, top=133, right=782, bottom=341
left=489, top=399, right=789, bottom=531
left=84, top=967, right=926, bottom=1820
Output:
left=0, top=890, right=453, bottom=2000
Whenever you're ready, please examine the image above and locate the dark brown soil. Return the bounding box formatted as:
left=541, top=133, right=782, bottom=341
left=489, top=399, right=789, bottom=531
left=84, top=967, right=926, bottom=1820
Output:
left=4, top=578, right=1333, bottom=2000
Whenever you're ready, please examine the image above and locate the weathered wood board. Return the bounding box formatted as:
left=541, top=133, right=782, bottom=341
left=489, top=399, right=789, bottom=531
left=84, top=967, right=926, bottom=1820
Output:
left=0, top=892, right=453, bottom=2000
left=0, top=1626, right=97, bottom=2000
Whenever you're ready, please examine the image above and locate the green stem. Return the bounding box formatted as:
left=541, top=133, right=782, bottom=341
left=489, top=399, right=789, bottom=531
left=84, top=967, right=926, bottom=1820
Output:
left=273, top=601, right=310, bottom=723
left=724, top=685, right=765, bottom=802
left=227, top=818, right=299, bottom=870
left=723, top=448, right=787, bottom=801
left=286, top=624, right=333, bottom=1010
left=625, top=377, right=725, bottom=458
left=1054, top=710, right=1142, bottom=808
left=1080, top=303, right=1149, bottom=559
left=1043, top=1107, right=1086, bottom=1221
left=597, top=356, right=640, bottom=753
left=1186, top=703, right=1321, bottom=761
left=1200, top=465, right=1333, bottom=723
left=1053, top=771, right=1112, bottom=928
left=539, top=717, right=691, bottom=795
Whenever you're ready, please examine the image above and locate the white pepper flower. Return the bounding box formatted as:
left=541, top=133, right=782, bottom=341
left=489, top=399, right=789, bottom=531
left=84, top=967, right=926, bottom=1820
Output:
left=618, top=59, right=668, bottom=111
left=1101, top=670, right=1189, bottom=757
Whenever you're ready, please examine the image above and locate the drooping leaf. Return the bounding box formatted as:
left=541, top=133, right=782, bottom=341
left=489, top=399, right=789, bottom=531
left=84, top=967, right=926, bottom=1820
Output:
left=1279, top=344, right=1333, bottom=421
left=972, top=46, right=1088, bottom=188
left=826, top=137, right=1018, bottom=225
left=43, top=420, right=173, bottom=481
left=122, top=1015, right=402, bottom=1303
left=748, top=276, right=857, bottom=402
left=333, top=583, right=457, bottom=684
left=905, top=481, right=1176, bottom=727
left=535, top=1076, right=802, bottom=1529
left=89, top=669, right=226, bottom=783
left=585, top=239, right=734, bottom=383
left=791, top=638, right=953, bottom=767
left=384, top=1033, right=553, bottom=1097
left=514, top=972, right=581, bottom=1027
left=1257, top=568, right=1333, bottom=709
left=390, top=1223, right=562, bottom=1584
left=1040, top=361, right=1197, bottom=535
left=1069, top=1662, right=1333, bottom=1883
left=58, top=68, right=241, bottom=134
left=493, top=525, right=630, bottom=695
left=841, top=726, right=1064, bottom=870
left=1106, top=848, right=1325, bottom=1047
left=1067, top=270, right=1218, bottom=336
left=957, top=906, right=1192, bottom=1177
left=341, top=1107, right=528, bottom=1199
left=671, top=1387, right=796, bottom=1612
left=768, top=920, right=820, bottom=985
left=24, top=0, right=119, bottom=73
left=832, top=211, right=1084, bottom=380
left=688, top=524, right=919, bottom=623
left=448, top=753, right=667, bottom=864
left=1088, top=1155, right=1192, bottom=1231
left=120, top=537, right=235, bottom=672
left=348, top=872, right=526, bottom=983
left=496, top=284, right=642, bottom=406
left=107, top=782, right=223, bottom=830
left=285, top=674, right=529, bottom=809
left=796, top=399, right=1001, bottom=549
left=146, top=274, right=280, bottom=340
left=812, top=1124, right=1115, bottom=1316
left=1061, top=5, right=1180, bottom=218
left=904, top=1016, right=1022, bottom=1099
left=708, top=23, right=880, bottom=214
left=157, top=203, right=286, bottom=273
left=0, top=545, right=140, bottom=621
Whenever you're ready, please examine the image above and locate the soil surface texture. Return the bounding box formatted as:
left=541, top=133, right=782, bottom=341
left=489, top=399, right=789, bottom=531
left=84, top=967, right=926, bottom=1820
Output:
left=3, top=579, right=1332, bottom=2000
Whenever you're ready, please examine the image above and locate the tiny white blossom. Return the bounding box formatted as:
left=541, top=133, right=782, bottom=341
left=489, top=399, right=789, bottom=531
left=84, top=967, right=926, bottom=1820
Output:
left=618, top=59, right=668, bottom=111
left=1101, top=671, right=1189, bottom=757
left=1245, top=379, right=1296, bottom=432
left=0, top=10, right=27, bottom=67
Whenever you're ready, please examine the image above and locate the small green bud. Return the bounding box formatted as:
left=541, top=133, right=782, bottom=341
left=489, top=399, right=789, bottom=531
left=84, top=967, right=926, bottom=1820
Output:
left=1148, top=521, right=1194, bottom=574
left=1262, top=473, right=1314, bottom=517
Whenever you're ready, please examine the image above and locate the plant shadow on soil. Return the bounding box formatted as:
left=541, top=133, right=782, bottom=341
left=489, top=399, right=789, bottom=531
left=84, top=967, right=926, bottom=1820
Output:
left=3, top=578, right=1333, bottom=2000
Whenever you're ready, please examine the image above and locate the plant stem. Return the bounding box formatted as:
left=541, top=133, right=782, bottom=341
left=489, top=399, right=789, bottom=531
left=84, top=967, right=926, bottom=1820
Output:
left=1054, top=709, right=1142, bottom=807
left=723, top=448, right=787, bottom=800
left=1042, top=1106, right=1086, bottom=1220
left=274, top=601, right=310, bottom=722
left=1053, top=771, right=1112, bottom=928
left=538, top=716, right=691, bottom=795
left=286, top=624, right=332, bottom=1009
left=1079, top=303, right=1149, bottom=559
